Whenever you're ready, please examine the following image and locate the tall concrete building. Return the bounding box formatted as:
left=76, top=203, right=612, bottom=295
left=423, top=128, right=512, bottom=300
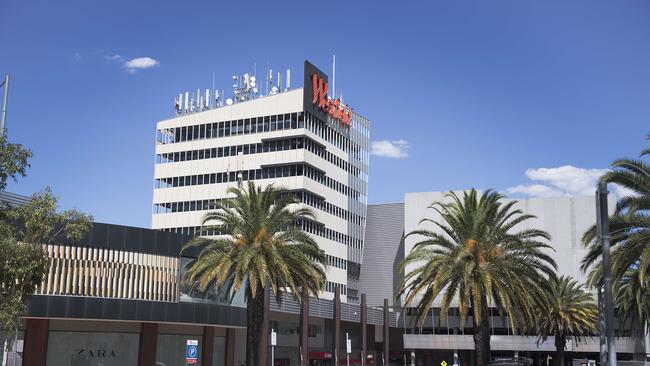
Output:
left=151, top=60, right=370, bottom=302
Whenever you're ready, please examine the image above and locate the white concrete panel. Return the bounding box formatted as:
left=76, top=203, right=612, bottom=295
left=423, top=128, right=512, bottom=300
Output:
left=402, top=191, right=616, bottom=306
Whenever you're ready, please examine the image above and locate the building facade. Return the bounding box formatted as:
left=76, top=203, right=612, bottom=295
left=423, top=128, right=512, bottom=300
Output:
left=359, top=191, right=645, bottom=366
left=152, top=60, right=370, bottom=303
left=14, top=222, right=247, bottom=366
left=12, top=222, right=398, bottom=366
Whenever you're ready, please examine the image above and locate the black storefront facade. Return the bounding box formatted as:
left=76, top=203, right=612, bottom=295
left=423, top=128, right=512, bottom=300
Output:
left=18, top=222, right=246, bottom=366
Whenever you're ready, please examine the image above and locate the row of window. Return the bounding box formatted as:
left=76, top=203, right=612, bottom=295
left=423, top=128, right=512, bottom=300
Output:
left=325, top=281, right=347, bottom=295
left=152, top=190, right=364, bottom=226
left=159, top=215, right=363, bottom=249
left=299, top=219, right=363, bottom=249
left=154, top=164, right=361, bottom=199
left=304, top=111, right=366, bottom=160
left=155, top=136, right=362, bottom=177
left=295, top=191, right=364, bottom=225
left=326, top=254, right=347, bottom=270
left=158, top=113, right=303, bottom=144
left=156, top=111, right=367, bottom=157
left=269, top=321, right=322, bottom=337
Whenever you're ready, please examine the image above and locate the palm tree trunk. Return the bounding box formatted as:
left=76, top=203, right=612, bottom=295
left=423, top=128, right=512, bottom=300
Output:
left=473, top=296, right=491, bottom=366
left=246, top=286, right=266, bottom=366
left=554, top=335, right=566, bottom=366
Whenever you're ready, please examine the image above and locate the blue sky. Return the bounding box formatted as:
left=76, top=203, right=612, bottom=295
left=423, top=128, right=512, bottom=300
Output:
left=1, top=0, right=648, bottom=228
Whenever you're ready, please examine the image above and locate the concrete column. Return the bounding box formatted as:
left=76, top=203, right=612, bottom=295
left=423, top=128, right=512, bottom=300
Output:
left=225, top=328, right=236, bottom=366
left=334, top=287, right=341, bottom=366
left=202, top=326, right=215, bottom=366
left=300, top=293, right=310, bottom=366
left=383, top=299, right=389, bottom=366
left=23, top=318, right=49, bottom=366
left=361, top=294, right=367, bottom=366
left=138, top=322, right=158, bottom=366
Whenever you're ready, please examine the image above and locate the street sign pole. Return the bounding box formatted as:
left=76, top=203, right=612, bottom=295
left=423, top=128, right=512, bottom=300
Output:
left=346, top=333, right=351, bottom=366
left=271, top=329, right=277, bottom=366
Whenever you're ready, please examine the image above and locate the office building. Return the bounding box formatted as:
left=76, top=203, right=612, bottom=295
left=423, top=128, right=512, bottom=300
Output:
left=152, top=60, right=370, bottom=303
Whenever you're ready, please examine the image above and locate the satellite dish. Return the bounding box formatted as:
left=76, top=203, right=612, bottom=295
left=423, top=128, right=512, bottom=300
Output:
left=271, top=86, right=279, bottom=94
left=226, top=98, right=233, bottom=105
left=250, top=81, right=256, bottom=87
left=244, top=73, right=249, bottom=79
left=250, top=76, right=256, bottom=82
left=253, top=87, right=258, bottom=93
left=232, top=75, right=238, bottom=80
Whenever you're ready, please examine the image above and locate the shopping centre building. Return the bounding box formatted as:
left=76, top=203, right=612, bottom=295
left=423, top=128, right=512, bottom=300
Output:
left=7, top=60, right=646, bottom=366
left=362, top=192, right=645, bottom=366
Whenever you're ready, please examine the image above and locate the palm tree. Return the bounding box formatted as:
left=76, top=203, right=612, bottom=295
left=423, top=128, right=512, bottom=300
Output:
left=397, top=189, right=557, bottom=366
left=183, top=182, right=328, bottom=366
left=535, top=276, right=598, bottom=366
left=581, top=134, right=650, bottom=330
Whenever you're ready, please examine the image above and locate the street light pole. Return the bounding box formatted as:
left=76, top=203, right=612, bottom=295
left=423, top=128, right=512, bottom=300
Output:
left=596, top=181, right=617, bottom=366
left=1, top=75, right=9, bottom=134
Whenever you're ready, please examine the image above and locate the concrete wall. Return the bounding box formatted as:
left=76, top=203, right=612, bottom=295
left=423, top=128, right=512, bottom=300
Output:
left=402, top=191, right=616, bottom=305
left=359, top=203, right=404, bottom=307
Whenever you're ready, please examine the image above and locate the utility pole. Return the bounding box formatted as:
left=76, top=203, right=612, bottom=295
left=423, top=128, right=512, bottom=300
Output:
left=596, top=181, right=617, bottom=366
left=599, top=287, right=608, bottom=366
left=1, top=75, right=9, bottom=135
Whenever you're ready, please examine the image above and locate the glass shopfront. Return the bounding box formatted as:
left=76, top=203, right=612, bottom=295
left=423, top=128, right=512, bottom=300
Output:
left=212, top=336, right=226, bottom=366
left=46, top=331, right=140, bottom=366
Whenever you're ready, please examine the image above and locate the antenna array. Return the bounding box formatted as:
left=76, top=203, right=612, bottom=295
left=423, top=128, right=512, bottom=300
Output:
left=174, top=65, right=292, bottom=116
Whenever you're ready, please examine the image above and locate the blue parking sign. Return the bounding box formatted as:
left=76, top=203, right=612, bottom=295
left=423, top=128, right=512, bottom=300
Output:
left=186, top=340, right=198, bottom=365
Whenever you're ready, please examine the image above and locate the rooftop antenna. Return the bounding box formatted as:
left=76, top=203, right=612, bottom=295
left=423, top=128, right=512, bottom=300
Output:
left=212, top=72, right=216, bottom=108
left=286, top=69, right=291, bottom=91
left=332, top=54, right=336, bottom=99
left=176, top=93, right=182, bottom=114
left=265, top=62, right=269, bottom=96
left=277, top=71, right=282, bottom=91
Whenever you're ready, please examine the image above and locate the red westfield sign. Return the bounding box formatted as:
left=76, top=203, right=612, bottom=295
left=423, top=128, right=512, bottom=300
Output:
left=311, top=73, right=352, bottom=127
